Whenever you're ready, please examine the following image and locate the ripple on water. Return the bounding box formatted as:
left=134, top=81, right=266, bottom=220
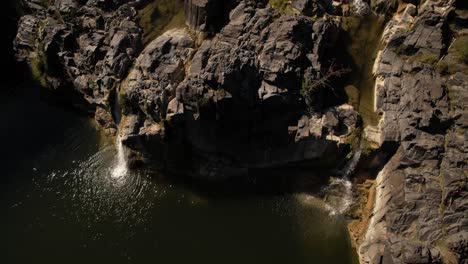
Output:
left=8, top=137, right=358, bottom=263
left=38, top=144, right=159, bottom=238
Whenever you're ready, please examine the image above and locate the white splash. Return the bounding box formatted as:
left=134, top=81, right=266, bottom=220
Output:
left=321, top=177, right=354, bottom=216
left=111, top=135, right=128, bottom=179
left=353, top=0, right=371, bottom=16
left=335, top=177, right=354, bottom=214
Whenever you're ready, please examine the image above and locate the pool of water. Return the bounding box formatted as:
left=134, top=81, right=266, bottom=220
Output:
left=0, top=83, right=358, bottom=264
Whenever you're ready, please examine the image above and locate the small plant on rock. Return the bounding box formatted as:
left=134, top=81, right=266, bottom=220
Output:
left=301, top=62, right=350, bottom=112
left=301, top=63, right=350, bottom=97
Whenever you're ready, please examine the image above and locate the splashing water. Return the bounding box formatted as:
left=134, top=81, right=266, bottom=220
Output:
left=342, top=149, right=362, bottom=179
left=111, top=135, right=128, bottom=179
left=353, top=0, right=371, bottom=16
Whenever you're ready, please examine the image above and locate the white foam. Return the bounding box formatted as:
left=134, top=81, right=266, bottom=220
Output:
left=111, top=135, right=128, bottom=179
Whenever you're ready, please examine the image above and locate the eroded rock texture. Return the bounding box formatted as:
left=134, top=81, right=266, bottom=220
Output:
left=13, top=0, right=468, bottom=262
left=291, top=0, right=334, bottom=17
left=15, top=0, right=359, bottom=179
left=359, top=0, right=468, bottom=263
left=184, top=0, right=242, bottom=33
left=120, top=1, right=358, bottom=178
left=15, top=0, right=143, bottom=135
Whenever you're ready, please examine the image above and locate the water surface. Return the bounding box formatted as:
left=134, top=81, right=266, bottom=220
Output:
left=1, top=83, right=358, bottom=264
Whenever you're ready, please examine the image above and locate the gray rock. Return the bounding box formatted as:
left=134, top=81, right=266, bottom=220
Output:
left=291, top=0, right=333, bottom=17
left=359, top=0, right=468, bottom=263
left=117, top=0, right=355, bottom=177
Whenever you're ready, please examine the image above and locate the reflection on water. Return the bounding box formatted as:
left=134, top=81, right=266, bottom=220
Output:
left=1, top=83, right=358, bottom=264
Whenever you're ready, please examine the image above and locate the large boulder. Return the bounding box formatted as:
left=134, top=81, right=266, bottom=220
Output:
left=119, top=0, right=358, bottom=178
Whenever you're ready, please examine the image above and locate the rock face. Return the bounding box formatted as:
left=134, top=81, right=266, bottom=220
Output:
left=291, top=0, right=333, bottom=16
left=14, top=0, right=143, bottom=134
left=184, top=0, right=242, bottom=33
left=13, top=0, right=467, bottom=261
left=358, top=0, right=468, bottom=263
left=15, top=0, right=358, bottom=179
left=119, top=0, right=358, bottom=178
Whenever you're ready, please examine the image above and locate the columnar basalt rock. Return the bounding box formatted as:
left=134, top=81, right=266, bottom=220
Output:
left=184, top=0, right=242, bottom=33
left=184, top=0, right=209, bottom=30
left=357, top=0, right=468, bottom=263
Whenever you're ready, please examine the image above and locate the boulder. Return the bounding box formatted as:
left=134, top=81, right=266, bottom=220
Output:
left=118, top=0, right=355, bottom=177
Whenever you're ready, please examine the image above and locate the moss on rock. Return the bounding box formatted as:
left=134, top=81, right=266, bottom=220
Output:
left=137, top=0, right=185, bottom=46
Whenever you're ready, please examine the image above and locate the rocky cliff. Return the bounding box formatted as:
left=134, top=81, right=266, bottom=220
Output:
left=13, top=0, right=467, bottom=262
left=14, top=0, right=361, bottom=178
left=356, top=0, right=468, bottom=263
left=119, top=1, right=361, bottom=178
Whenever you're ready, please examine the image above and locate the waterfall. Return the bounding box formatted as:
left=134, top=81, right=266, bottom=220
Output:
left=322, top=147, right=363, bottom=215
left=330, top=177, right=353, bottom=215
left=110, top=88, right=128, bottom=179
left=111, top=135, right=128, bottom=179
left=335, top=148, right=363, bottom=213
left=342, top=148, right=362, bottom=179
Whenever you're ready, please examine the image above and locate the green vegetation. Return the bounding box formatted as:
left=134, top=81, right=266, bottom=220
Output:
left=118, top=90, right=132, bottom=114
left=409, top=52, right=439, bottom=66
left=451, top=35, right=468, bottom=64
left=437, top=35, right=468, bottom=75
left=345, top=85, right=360, bottom=109
left=300, top=77, right=315, bottom=98
left=447, top=86, right=462, bottom=109
left=268, top=0, right=297, bottom=14
left=31, top=48, right=49, bottom=87
left=137, top=0, right=185, bottom=46
left=39, top=0, right=50, bottom=8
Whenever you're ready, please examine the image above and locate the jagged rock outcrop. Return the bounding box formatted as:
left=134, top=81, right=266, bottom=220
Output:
left=14, top=0, right=359, bottom=178
left=120, top=28, right=195, bottom=164
left=358, top=0, right=468, bottom=263
left=119, top=0, right=358, bottom=178
left=13, top=0, right=467, bottom=261
left=14, top=0, right=143, bottom=134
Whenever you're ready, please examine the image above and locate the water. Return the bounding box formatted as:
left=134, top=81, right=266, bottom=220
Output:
left=352, top=0, right=371, bottom=16
left=0, top=83, right=358, bottom=264
left=111, top=136, right=128, bottom=180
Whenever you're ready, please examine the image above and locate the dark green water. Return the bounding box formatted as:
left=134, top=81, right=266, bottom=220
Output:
left=1, top=83, right=358, bottom=264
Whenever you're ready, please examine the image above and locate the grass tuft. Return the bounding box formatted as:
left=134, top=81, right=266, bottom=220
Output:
left=451, top=35, right=468, bottom=64
left=437, top=34, right=468, bottom=75
left=30, top=48, right=49, bottom=87
left=269, top=0, right=297, bottom=14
